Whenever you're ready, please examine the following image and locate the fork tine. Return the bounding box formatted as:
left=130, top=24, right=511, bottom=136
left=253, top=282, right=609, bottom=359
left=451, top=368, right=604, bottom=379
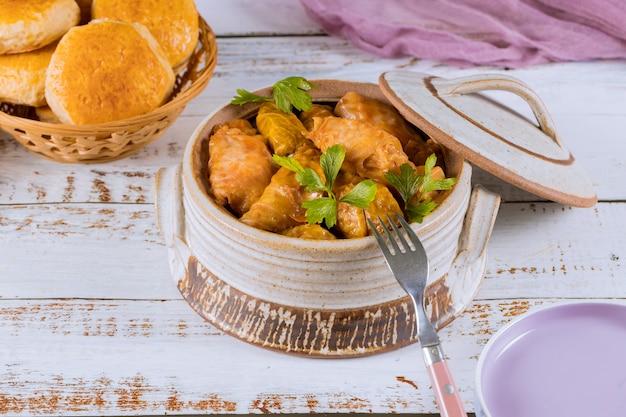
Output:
left=395, top=213, right=426, bottom=253
left=394, top=212, right=409, bottom=228
left=367, top=217, right=393, bottom=258
left=385, top=213, right=412, bottom=253
left=395, top=213, right=417, bottom=240
left=381, top=216, right=402, bottom=255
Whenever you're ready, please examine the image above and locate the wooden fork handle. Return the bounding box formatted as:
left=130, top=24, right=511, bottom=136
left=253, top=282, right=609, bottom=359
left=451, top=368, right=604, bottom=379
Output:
left=422, top=346, right=467, bottom=417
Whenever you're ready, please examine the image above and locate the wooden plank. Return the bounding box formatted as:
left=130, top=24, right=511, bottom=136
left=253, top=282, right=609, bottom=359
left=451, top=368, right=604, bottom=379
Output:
left=479, top=201, right=626, bottom=300
left=0, top=204, right=179, bottom=300
left=2, top=297, right=621, bottom=415
left=197, top=0, right=324, bottom=36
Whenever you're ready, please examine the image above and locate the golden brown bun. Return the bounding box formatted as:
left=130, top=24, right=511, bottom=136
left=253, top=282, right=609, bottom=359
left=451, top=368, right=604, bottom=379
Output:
left=0, top=42, right=57, bottom=106
left=92, top=0, right=199, bottom=68
left=45, top=19, right=175, bottom=125
left=0, top=0, right=80, bottom=54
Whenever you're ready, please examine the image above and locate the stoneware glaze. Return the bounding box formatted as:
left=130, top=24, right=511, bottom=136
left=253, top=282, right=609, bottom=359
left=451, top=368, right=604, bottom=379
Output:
left=156, top=78, right=501, bottom=357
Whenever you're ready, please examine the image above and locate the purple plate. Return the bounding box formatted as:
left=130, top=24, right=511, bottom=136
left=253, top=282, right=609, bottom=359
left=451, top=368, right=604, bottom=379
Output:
left=475, top=302, right=626, bottom=417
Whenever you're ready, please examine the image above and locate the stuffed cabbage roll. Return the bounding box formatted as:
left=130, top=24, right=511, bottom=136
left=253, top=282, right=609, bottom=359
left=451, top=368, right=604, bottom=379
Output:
left=300, top=104, right=334, bottom=131
left=365, top=183, right=403, bottom=229
left=335, top=91, right=427, bottom=149
left=281, top=224, right=337, bottom=240
left=213, top=118, right=257, bottom=135
left=335, top=182, right=402, bottom=238
left=240, top=144, right=324, bottom=233
left=306, top=116, right=414, bottom=184
left=208, top=119, right=275, bottom=217
left=256, top=101, right=307, bottom=155
left=408, top=138, right=446, bottom=170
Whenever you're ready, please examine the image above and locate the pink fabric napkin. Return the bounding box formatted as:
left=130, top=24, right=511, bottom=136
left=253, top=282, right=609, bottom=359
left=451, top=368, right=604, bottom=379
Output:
left=300, top=0, right=626, bottom=68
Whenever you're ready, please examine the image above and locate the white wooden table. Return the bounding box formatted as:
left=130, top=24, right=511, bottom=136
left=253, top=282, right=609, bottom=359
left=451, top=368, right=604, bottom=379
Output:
left=1, top=1, right=625, bottom=415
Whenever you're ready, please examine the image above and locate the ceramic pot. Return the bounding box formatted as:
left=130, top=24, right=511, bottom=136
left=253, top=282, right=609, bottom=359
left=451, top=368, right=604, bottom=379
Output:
left=155, top=79, right=501, bottom=357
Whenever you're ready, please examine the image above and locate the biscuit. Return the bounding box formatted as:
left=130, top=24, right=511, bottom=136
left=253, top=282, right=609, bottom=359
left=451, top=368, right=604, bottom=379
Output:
left=92, top=0, right=199, bottom=69
left=0, top=0, right=80, bottom=54
left=45, top=19, right=175, bottom=125
left=0, top=42, right=57, bottom=106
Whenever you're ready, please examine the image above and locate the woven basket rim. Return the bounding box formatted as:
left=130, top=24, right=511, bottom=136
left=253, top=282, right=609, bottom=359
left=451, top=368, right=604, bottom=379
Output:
left=0, top=15, right=217, bottom=135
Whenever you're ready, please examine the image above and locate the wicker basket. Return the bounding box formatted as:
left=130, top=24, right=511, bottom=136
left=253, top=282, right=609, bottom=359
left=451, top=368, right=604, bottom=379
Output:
left=0, top=16, right=217, bottom=163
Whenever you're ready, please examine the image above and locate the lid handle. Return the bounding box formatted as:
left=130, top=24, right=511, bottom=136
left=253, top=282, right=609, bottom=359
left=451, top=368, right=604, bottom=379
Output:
left=431, top=74, right=564, bottom=149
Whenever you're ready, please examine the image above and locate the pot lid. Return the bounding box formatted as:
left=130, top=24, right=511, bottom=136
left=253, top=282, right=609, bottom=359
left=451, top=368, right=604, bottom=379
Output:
left=379, top=71, right=597, bottom=208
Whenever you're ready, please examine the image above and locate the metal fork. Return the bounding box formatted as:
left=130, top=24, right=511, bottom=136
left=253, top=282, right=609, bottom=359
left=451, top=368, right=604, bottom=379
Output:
left=368, top=213, right=467, bottom=417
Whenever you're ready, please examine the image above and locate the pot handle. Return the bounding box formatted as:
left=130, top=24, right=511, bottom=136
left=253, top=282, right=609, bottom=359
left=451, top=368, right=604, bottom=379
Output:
left=155, top=164, right=191, bottom=279
left=457, top=184, right=500, bottom=265
left=432, top=74, right=564, bottom=149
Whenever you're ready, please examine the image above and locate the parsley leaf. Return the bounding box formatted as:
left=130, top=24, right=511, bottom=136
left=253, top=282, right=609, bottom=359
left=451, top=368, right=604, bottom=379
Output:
left=421, top=154, right=457, bottom=196
left=385, top=163, right=421, bottom=205
left=273, top=145, right=377, bottom=229
left=297, top=168, right=326, bottom=192
left=405, top=197, right=438, bottom=224
left=302, top=198, right=337, bottom=227
left=319, top=144, right=344, bottom=189
left=231, top=76, right=316, bottom=114
left=272, top=154, right=305, bottom=173
left=230, top=89, right=273, bottom=106
left=273, top=77, right=316, bottom=113
left=385, top=154, right=456, bottom=223
left=339, top=180, right=377, bottom=208
left=272, top=154, right=325, bottom=193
